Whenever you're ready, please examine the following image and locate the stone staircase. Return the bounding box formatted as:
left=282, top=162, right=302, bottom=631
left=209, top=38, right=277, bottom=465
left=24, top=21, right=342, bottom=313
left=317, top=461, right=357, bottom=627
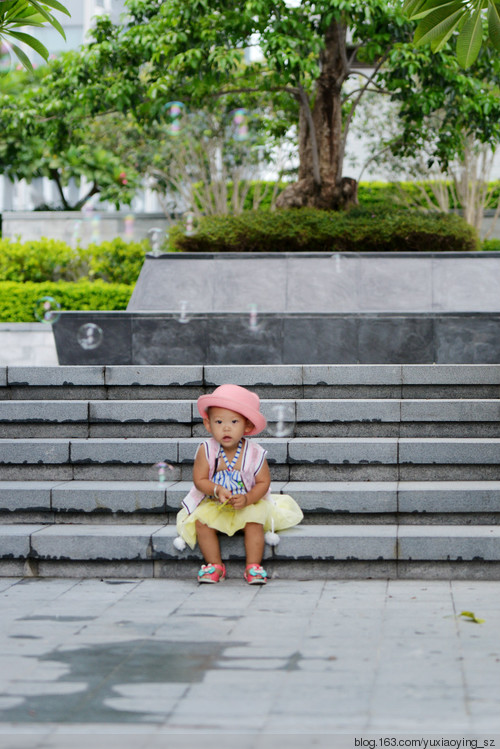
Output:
left=1, top=363, right=500, bottom=579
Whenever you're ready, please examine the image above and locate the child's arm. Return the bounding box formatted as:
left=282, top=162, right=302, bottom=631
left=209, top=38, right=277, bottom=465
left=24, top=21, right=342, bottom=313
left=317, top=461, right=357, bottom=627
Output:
left=229, top=459, right=271, bottom=510
left=192, top=445, right=232, bottom=503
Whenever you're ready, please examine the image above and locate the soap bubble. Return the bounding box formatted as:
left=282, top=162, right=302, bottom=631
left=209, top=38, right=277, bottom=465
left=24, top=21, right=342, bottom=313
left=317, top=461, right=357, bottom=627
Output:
left=72, top=219, right=82, bottom=244
left=267, top=403, right=295, bottom=438
left=0, top=42, right=14, bottom=73
left=124, top=214, right=135, bottom=238
left=77, top=323, right=103, bottom=350
left=230, top=108, right=249, bottom=141
left=148, top=227, right=163, bottom=256
left=184, top=210, right=198, bottom=236
left=34, top=296, right=61, bottom=324
left=91, top=213, right=101, bottom=243
left=247, top=303, right=264, bottom=333
left=176, top=300, right=192, bottom=324
left=164, top=101, right=186, bottom=135
left=154, top=461, right=174, bottom=487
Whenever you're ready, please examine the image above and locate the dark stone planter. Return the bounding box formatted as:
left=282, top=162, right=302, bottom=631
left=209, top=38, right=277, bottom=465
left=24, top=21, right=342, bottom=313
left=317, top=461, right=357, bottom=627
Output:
left=52, top=251, right=500, bottom=365
left=52, top=311, right=500, bottom=365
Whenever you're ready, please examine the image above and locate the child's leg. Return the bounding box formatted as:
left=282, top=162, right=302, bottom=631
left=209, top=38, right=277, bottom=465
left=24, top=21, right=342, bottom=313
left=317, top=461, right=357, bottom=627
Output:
left=195, top=520, right=222, bottom=564
left=244, top=522, right=265, bottom=566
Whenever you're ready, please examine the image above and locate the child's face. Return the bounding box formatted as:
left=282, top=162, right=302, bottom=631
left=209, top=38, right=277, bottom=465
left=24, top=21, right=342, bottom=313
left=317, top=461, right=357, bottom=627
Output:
left=204, top=406, right=253, bottom=451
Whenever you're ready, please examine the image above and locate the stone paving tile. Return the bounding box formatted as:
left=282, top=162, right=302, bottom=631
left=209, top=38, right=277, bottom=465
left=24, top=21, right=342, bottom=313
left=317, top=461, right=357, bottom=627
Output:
left=1, top=579, right=500, bottom=747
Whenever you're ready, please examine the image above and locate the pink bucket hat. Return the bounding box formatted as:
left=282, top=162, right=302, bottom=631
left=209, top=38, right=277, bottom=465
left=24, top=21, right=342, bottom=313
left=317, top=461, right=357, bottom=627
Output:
left=197, top=384, right=267, bottom=436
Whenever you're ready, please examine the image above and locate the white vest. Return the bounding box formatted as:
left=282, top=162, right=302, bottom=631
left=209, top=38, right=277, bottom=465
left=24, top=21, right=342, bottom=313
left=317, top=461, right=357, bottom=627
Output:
left=181, top=437, right=270, bottom=514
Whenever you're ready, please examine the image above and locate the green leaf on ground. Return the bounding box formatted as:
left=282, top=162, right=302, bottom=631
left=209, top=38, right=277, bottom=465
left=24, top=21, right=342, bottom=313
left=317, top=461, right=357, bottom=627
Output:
left=459, top=611, right=485, bottom=624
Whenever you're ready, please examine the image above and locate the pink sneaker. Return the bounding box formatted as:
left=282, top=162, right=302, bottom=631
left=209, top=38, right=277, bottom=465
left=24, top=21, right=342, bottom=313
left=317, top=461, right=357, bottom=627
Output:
left=244, top=564, right=268, bottom=585
left=197, top=563, right=226, bottom=584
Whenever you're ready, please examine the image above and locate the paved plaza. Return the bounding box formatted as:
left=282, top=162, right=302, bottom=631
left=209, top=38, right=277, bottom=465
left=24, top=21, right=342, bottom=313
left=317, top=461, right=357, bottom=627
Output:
left=0, top=577, right=499, bottom=748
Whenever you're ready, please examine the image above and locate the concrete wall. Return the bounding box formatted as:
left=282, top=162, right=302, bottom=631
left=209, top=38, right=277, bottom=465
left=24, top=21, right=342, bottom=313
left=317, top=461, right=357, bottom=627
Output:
left=2, top=212, right=172, bottom=248
left=128, top=251, right=500, bottom=314
left=0, top=324, right=58, bottom=367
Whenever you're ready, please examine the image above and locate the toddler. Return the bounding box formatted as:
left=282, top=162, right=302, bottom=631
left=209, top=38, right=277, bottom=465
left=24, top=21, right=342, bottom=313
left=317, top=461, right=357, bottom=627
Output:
left=175, top=384, right=303, bottom=584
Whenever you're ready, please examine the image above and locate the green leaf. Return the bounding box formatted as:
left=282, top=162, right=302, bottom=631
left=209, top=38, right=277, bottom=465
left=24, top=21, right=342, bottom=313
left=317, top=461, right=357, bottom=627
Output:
left=7, top=2, right=66, bottom=40
left=410, top=0, right=466, bottom=22
left=43, top=11, right=65, bottom=39
left=34, top=0, right=71, bottom=16
left=26, top=2, right=66, bottom=38
left=7, top=40, right=33, bottom=71
left=456, top=6, right=484, bottom=67
left=5, top=29, right=49, bottom=60
left=459, top=610, right=485, bottom=624
left=488, top=0, right=500, bottom=48
left=403, top=0, right=428, bottom=18
left=414, top=4, right=464, bottom=48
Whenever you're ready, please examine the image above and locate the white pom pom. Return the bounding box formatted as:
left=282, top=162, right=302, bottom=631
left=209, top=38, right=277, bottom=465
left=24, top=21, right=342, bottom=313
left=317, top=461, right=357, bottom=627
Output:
left=265, top=518, right=280, bottom=546
left=265, top=531, right=280, bottom=546
left=173, top=536, right=186, bottom=551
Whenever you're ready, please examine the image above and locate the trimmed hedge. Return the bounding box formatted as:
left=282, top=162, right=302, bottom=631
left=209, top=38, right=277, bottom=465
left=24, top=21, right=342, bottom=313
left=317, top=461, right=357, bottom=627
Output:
left=85, top=238, right=148, bottom=284
left=0, top=237, right=148, bottom=284
left=170, top=207, right=480, bottom=253
left=190, top=180, right=500, bottom=213
left=357, top=181, right=500, bottom=212
left=0, top=280, right=133, bottom=322
left=0, top=238, right=87, bottom=282
left=482, top=239, right=500, bottom=252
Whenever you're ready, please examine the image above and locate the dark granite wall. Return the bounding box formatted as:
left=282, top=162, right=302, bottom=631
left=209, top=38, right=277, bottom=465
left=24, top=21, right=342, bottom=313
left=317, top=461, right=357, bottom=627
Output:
left=52, top=311, right=500, bottom=365
left=53, top=252, right=500, bottom=365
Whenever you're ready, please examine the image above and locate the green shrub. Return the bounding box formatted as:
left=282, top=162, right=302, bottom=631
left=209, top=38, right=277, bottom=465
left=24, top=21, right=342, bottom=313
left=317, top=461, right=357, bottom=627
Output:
left=0, top=237, right=87, bottom=282
left=189, top=180, right=287, bottom=213
left=357, top=181, right=458, bottom=211
left=359, top=180, right=500, bottom=212
left=84, top=238, right=149, bottom=284
left=0, top=280, right=133, bottom=322
left=0, top=237, right=147, bottom=284
left=482, top=238, right=500, bottom=252
left=170, top=206, right=480, bottom=253
left=357, top=182, right=410, bottom=210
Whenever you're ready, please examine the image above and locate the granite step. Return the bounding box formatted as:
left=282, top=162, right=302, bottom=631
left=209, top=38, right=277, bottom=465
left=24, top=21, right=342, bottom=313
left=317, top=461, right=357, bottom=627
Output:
left=1, top=362, right=499, bottom=578
left=1, top=399, right=500, bottom=438
left=1, top=480, right=500, bottom=523
left=1, top=437, right=500, bottom=482
left=2, top=364, right=500, bottom=400
left=3, top=522, right=500, bottom=580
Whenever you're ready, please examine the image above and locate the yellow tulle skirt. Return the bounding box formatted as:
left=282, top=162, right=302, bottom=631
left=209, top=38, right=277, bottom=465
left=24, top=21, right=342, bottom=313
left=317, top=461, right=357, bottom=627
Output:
left=176, top=494, right=303, bottom=550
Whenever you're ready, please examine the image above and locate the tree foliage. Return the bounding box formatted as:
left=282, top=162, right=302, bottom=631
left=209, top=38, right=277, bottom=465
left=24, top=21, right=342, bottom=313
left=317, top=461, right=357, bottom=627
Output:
left=382, top=41, right=500, bottom=168
left=352, top=40, right=500, bottom=233
left=0, top=0, right=70, bottom=71
left=81, top=0, right=413, bottom=210
left=4, top=0, right=500, bottom=217
left=404, top=0, right=500, bottom=68
left=0, top=51, right=145, bottom=208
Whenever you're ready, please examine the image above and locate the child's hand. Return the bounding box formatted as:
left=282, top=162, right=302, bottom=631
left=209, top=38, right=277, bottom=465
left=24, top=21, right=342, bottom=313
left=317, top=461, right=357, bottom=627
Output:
left=217, top=486, right=232, bottom=505
left=229, top=493, right=248, bottom=510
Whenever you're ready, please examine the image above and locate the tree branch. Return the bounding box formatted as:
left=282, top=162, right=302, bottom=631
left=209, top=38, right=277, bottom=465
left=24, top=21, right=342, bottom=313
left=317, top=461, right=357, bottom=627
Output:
left=339, top=52, right=390, bottom=168
left=73, top=181, right=100, bottom=211
left=211, top=84, right=299, bottom=99
left=49, top=168, right=70, bottom=210
left=344, top=86, right=392, bottom=99
left=298, top=83, right=321, bottom=187
left=346, top=42, right=363, bottom=72
left=357, top=138, right=403, bottom=182
left=338, top=20, right=349, bottom=77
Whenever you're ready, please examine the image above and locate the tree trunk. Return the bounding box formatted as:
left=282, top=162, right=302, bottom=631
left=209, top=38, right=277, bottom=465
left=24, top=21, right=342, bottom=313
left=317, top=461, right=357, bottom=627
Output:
left=276, top=19, right=358, bottom=211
